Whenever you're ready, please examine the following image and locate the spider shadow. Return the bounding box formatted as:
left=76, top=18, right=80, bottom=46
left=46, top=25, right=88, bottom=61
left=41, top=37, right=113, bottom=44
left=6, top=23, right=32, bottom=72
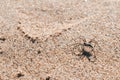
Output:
left=80, top=50, right=92, bottom=61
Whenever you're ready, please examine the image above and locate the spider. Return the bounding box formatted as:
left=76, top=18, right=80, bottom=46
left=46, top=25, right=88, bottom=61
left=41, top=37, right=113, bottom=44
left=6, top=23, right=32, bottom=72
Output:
left=72, top=37, right=98, bottom=62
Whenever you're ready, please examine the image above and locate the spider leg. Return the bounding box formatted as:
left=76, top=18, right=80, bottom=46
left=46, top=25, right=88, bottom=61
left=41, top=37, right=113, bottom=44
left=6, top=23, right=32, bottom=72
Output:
left=79, top=53, right=85, bottom=59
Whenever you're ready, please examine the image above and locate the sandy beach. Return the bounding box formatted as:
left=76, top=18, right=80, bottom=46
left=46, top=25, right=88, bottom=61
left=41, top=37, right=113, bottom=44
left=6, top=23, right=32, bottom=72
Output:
left=0, top=0, right=120, bottom=80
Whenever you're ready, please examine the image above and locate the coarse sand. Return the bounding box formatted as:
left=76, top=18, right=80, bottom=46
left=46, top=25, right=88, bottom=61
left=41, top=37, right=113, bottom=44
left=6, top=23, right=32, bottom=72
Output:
left=0, top=0, right=120, bottom=80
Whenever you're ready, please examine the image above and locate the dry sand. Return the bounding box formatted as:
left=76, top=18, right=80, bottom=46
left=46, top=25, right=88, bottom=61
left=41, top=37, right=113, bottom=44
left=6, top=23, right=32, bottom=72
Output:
left=0, top=0, right=120, bottom=80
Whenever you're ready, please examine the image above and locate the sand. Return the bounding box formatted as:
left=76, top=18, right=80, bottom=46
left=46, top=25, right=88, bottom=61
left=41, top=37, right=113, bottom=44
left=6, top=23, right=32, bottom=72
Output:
left=0, top=0, right=120, bottom=80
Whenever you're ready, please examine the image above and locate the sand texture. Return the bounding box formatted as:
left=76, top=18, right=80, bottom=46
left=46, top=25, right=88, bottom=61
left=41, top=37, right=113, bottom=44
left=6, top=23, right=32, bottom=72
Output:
left=0, top=0, right=120, bottom=80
